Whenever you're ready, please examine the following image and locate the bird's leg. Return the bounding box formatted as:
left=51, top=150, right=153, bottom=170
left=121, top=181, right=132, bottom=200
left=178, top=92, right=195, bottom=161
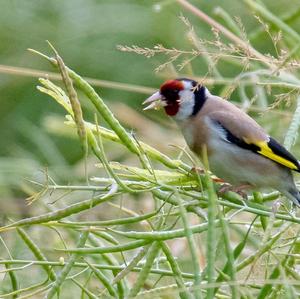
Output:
left=218, top=183, right=231, bottom=194
left=218, top=184, right=252, bottom=199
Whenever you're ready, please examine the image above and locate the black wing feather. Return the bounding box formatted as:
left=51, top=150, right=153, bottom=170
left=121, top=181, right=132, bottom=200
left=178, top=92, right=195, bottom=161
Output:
left=216, top=121, right=260, bottom=152
left=216, top=121, right=300, bottom=172
left=267, top=137, right=300, bottom=172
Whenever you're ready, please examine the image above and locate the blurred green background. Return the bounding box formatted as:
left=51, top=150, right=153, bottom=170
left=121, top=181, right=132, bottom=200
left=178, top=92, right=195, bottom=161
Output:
left=1, top=0, right=300, bottom=200
left=2, top=1, right=300, bottom=297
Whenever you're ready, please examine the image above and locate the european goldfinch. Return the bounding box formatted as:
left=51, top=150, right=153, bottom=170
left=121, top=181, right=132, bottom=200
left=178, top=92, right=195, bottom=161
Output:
left=143, top=78, right=300, bottom=206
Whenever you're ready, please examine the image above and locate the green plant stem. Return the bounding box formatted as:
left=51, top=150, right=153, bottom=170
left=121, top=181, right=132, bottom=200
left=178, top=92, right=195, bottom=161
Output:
left=17, top=228, right=56, bottom=281
left=112, top=245, right=150, bottom=285
left=213, top=7, right=243, bottom=37
left=46, top=230, right=89, bottom=299
left=5, top=263, right=18, bottom=298
left=0, top=260, right=195, bottom=279
left=108, top=221, right=218, bottom=241
left=57, top=210, right=158, bottom=227
left=127, top=241, right=160, bottom=298
left=57, top=239, right=152, bottom=254
left=284, top=96, right=300, bottom=150
left=76, top=119, right=191, bottom=172
left=177, top=193, right=202, bottom=299
left=160, top=241, right=192, bottom=299
left=176, top=0, right=273, bottom=68
left=84, top=259, right=118, bottom=298
left=71, top=278, right=99, bottom=299
left=0, top=187, right=118, bottom=231
left=236, top=226, right=287, bottom=272
left=202, top=148, right=218, bottom=299
left=244, top=0, right=300, bottom=45
left=0, top=64, right=155, bottom=94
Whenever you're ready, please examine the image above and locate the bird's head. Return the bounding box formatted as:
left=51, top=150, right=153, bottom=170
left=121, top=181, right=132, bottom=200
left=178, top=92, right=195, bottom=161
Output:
left=143, top=78, right=208, bottom=120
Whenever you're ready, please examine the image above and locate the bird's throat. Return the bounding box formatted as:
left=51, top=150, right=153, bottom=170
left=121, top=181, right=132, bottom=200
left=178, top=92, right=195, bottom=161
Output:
left=164, top=101, right=179, bottom=116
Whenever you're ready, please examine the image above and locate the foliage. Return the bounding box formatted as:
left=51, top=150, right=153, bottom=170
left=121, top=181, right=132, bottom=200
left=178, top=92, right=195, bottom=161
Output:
left=1, top=0, right=300, bottom=298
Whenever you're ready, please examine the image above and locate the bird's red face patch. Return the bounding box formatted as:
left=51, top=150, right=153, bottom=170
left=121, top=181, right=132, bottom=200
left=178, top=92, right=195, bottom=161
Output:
left=160, top=80, right=184, bottom=116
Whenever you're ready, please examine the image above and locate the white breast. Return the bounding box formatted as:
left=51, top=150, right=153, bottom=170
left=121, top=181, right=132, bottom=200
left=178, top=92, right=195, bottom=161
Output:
left=180, top=125, right=195, bottom=148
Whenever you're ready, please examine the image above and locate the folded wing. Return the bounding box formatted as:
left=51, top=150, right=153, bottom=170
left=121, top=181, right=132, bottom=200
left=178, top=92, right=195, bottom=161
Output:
left=213, top=117, right=300, bottom=172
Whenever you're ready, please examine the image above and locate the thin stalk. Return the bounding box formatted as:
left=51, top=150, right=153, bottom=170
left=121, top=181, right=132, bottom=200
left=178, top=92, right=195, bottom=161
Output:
left=284, top=96, right=300, bottom=150
left=213, top=7, right=243, bottom=37
left=107, top=221, right=218, bottom=241
left=160, top=241, right=192, bottom=299
left=46, top=230, right=89, bottom=299
left=202, top=146, right=217, bottom=299
left=58, top=210, right=158, bottom=227
left=244, top=0, right=300, bottom=45
left=71, top=279, right=99, bottom=299
left=112, top=245, right=150, bottom=285
left=236, top=225, right=288, bottom=272
left=0, top=187, right=118, bottom=232
left=176, top=0, right=273, bottom=68
left=0, top=64, right=155, bottom=94
left=84, top=259, right=118, bottom=298
left=127, top=241, right=160, bottom=298
left=0, top=259, right=195, bottom=279
left=17, top=228, right=56, bottom=281
left=57, top=239, right=152, bottom=254
left=5, top=264, right=18, bottom=298
left=176, top=192, right=202, bottom=299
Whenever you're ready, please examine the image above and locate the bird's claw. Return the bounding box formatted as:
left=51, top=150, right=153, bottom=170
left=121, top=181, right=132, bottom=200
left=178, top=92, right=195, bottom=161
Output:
left=218, top=184, right=251, bottom=199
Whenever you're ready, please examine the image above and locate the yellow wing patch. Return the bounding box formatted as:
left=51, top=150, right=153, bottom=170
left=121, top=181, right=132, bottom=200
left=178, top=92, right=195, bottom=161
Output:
left=255, top=140, right=299, bottom=170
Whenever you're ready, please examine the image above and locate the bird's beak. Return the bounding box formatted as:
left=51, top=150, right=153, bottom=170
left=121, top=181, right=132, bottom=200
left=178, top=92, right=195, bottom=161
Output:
left=143, top=91, right=165, bottom=110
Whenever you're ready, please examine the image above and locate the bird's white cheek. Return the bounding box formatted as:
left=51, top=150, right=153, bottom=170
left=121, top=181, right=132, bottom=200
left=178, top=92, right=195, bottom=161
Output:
left=174, top=106, right=193, bottom=121
left=173, top=90, right=194, bottom=121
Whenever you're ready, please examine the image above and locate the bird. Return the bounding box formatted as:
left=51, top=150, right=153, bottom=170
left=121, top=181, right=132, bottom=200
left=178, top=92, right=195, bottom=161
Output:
left=143, top=78, right=300, bottom=207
